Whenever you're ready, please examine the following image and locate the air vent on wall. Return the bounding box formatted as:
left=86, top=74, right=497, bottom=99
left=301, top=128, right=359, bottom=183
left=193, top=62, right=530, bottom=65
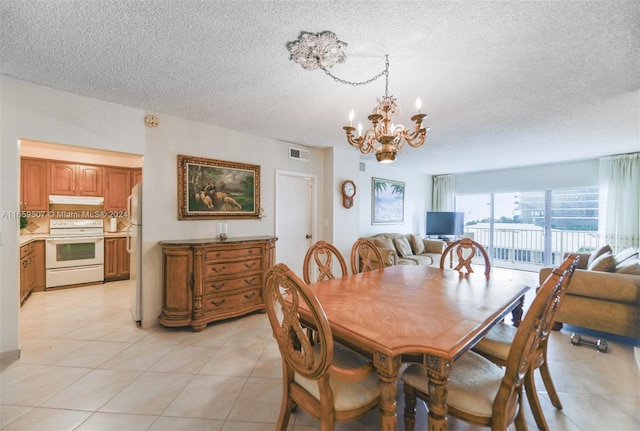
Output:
left=289, top=147, right=310, bottom=161
left=359, top=162, right=366, bottom=172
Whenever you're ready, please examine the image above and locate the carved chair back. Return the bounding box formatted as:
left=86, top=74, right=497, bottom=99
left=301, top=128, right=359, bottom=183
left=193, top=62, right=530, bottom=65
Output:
left=440, top=237, right=491, bottom=278
left=350, top=237, right=384, bottom=274
left=303, top=240, right=348, bottom=284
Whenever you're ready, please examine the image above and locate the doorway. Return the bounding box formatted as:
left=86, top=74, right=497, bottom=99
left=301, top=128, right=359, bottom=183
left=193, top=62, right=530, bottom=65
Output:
left=275, top=171, right=316, bottom=276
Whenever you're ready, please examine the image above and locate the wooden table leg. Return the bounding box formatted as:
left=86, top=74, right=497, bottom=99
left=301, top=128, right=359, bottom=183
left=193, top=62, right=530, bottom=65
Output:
left=425, top=354, right=451, bottom=431
left=374, top=352, right=402, bottom=431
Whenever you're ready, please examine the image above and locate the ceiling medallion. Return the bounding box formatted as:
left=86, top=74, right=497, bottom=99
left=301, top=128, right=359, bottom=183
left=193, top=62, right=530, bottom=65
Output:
left=287, top=31, right=429, bottom=164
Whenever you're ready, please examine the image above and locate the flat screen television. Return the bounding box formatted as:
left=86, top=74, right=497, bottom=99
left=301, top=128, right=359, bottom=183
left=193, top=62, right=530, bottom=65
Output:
left=426, top=211, right=464, bottom=236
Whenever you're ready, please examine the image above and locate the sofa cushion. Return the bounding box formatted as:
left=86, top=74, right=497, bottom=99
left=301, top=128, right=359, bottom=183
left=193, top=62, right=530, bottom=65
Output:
left=374, top=238, right=396, bottom=253
left=393, top=236, right=413, bottom=257
left=614, top=247, right=639, bottom=265
left=587, top=251, right=615, bottom=272
left=587, top=244, right=612, bottom=267
left=616, top=257, right=640, bottom=275
left=409, top=234, right=425, bottom=254
left=400, top=255, right=433, bottom=265
left=424, top=239, right=445, bottom=254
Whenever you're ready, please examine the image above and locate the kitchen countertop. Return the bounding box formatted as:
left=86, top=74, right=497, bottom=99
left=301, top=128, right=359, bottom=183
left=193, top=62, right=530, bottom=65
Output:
left=20, top=231, right=128, bottom=246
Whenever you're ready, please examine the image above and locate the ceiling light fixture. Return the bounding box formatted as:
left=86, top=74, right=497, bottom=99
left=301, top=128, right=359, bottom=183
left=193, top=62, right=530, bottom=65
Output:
left=287, top=31, right=429, bottom=164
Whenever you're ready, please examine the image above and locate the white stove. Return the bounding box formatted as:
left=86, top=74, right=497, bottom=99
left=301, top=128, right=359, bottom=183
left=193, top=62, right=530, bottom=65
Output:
left=46, top=219, right=105, bottom=288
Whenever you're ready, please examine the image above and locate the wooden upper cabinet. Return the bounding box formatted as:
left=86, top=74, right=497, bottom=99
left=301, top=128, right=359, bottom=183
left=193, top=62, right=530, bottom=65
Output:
left=20, top=158, right=49, bottom=211
left=77, top=165, right=103, bottom=196
left=50, top=162, right=103, bottom=196
left=104, top=167, right=131, bottom=211
left=131, top=168, right=142, bottom=187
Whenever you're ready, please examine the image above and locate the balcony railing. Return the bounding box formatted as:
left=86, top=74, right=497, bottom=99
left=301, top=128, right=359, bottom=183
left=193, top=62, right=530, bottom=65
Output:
left=463, top=225, right=599, bottom=271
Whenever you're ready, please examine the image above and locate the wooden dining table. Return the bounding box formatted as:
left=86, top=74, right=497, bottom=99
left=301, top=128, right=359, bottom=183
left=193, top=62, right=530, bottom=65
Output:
left=302, top=264, right=531, bottom=431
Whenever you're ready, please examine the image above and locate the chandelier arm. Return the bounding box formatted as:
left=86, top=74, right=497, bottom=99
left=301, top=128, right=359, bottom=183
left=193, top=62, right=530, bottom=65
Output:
left=401, top=129, right=427, bottom=148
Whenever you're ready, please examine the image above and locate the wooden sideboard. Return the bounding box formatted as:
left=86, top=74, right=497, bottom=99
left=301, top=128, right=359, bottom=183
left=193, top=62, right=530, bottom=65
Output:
left=158, top=236, right=277, bottom=331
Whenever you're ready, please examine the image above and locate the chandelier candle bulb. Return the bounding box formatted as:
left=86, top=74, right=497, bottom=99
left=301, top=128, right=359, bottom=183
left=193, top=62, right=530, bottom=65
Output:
left=357, top=122, right=362, bottom=137
left=416, top=97, right=422, bottom=114
left=349, top=110, right=354, bottom=126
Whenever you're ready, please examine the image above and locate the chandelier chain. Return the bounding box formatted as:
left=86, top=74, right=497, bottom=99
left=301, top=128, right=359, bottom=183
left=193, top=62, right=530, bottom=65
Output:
left=319, top=54, right=389, bottom=89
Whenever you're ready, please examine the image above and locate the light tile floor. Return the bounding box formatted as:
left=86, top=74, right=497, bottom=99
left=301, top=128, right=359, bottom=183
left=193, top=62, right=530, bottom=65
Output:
left=2, top=279, right=639, bottom=430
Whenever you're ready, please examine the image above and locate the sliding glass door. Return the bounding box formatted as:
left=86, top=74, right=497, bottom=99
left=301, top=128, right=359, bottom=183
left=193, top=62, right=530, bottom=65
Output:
left=456, top=187, right=598, bottom=271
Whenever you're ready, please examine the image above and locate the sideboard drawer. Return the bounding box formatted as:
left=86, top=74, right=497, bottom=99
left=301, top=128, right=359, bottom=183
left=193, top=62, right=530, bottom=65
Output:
left=204, top=274, right=262, bottom=295
left=204, top=258, right=262, bottom=278
left=205, top=246, right=263, bottom=261
left=204, top=288, right=262, bottom=313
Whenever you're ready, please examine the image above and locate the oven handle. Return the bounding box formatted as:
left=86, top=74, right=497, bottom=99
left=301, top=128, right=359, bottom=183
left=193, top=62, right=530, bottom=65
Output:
left=46, top=236, right=104, bottom=243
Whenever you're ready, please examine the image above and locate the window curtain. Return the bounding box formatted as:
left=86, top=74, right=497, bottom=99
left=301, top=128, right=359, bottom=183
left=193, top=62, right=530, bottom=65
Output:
left=432, top=174, right=456, bottom=211
left=599, top=152, right=640, bottom=252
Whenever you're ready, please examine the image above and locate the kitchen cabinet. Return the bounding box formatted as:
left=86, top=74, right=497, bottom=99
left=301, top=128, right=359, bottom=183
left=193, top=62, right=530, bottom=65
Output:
left=131, top=168, right=142, bottom=187
left=104, top=236, right=130, bottom=281
left=32, top=240, right=46, bottom=292
left=20, top=242, right=35, bottom=304
left=20, top=158, right=49, bottom=211
left=104, top=167, right=131, bottom=212
left=159, top=236, right=277, bottom=331
left=50, top=162, right=103, bottom=196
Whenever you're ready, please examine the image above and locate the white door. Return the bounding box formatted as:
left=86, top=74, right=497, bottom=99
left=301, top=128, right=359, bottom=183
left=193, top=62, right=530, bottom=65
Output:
left=276, top=171, right=315, bottom=277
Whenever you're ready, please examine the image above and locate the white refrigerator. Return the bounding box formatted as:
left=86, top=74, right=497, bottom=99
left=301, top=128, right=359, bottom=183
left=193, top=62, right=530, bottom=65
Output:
left=127, top=183, right=142, bottom=323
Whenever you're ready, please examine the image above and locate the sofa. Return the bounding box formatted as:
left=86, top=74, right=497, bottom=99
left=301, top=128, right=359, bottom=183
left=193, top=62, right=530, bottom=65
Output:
left=539, top=246, right=640, bottom=339
left=366, top=233, right=447, bottom=267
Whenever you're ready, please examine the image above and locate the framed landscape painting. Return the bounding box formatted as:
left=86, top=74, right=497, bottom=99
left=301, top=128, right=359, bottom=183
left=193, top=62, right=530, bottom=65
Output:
left=372, top=177, right=405, bottom=224
left=177, top=154, right=260, bottom=220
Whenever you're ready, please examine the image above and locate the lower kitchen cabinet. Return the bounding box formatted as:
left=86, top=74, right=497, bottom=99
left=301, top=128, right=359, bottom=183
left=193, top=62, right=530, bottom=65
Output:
left=158, top=236, right=277, bottom=331
left=104, top=236, right=130, bottom=281
left=19, top=240, right=45, bottom=305
left=20, top=242, right=35, bottom=304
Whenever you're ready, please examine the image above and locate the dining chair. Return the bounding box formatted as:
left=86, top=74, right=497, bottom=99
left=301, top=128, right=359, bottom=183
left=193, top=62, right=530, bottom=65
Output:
left=471, top=253, right=579, bottom=430
left=350, top=237, right=384, bottom=274
left=303, top=240, right=348, bottom=284
left=264, top=263, right=381, bottom=431
left=440, top=237, right=491, bottom=278
left=401, top=260, right=570, bottom=431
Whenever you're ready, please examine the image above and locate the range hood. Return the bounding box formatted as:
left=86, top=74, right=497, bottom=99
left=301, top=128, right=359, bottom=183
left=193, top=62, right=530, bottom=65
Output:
left=49, top=195, right=104, bottom=206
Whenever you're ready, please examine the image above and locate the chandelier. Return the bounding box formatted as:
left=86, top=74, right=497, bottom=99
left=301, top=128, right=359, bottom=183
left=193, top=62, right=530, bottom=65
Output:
left=287, top=31, right=429, bottom=163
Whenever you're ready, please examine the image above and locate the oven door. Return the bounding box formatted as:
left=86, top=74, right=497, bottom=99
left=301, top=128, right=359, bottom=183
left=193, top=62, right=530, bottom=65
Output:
left=45, top=236, right=105, bottom=269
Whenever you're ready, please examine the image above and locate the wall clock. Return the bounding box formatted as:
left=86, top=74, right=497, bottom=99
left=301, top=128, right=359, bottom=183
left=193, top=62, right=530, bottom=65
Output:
left=341, top=180, right=356, bottom=209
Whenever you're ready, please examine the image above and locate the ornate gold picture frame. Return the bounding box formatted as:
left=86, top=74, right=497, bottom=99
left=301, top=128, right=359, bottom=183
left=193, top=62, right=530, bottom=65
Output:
left=177, top=154, right=261, bottom=220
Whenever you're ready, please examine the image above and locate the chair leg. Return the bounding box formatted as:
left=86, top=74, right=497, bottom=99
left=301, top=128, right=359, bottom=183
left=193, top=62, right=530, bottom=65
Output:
left=403, top=384, right=417, bottom=431
left=524, top=368, right=548, bottom=431
left=539, top=359, right=563, bottom=409
left=276, top=393, right=294, bottom=431
left=513, top=388, right=529, bottom=431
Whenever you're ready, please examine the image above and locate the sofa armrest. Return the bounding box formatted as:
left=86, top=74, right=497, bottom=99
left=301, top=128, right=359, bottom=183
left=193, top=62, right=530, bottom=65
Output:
left=423, top=239, right=447, bottom=254
left=540, top=267, right=640, bottom=304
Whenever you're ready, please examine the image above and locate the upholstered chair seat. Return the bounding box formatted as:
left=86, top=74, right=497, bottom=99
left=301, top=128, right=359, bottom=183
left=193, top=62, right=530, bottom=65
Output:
left=294, top=344, right=380, bottom=412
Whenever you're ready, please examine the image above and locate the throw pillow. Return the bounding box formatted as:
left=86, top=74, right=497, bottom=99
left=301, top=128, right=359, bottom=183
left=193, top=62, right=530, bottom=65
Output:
left=587, top=244, right=612, bottom=267
left=374, top=238, right=395, bottom=252
left=393, top=236, right=413, bottom=257
left=615, top=257, right=640, bottom=275
left=614, top=247, right=639, bottom=266
left=587, top=251, right=616, bottom=272
left=409, top=234, right=425, bottom=255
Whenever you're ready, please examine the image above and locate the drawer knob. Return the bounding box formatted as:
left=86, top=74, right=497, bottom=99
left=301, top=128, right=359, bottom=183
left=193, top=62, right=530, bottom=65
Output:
left=212, top=283, right=225, bottom=290
left=244, top=292, right=256, bottom=300
left=211, top=299, right=226, bottom=307
left=212, top=266, right=226, bottom=273
left=244, top=262, right=256, bottom=269
left=244, top=277, right=256, bottom=285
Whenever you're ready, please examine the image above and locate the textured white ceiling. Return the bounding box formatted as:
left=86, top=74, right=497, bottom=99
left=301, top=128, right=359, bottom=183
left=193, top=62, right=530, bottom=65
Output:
left=1, top=0, right=638, bottom=174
